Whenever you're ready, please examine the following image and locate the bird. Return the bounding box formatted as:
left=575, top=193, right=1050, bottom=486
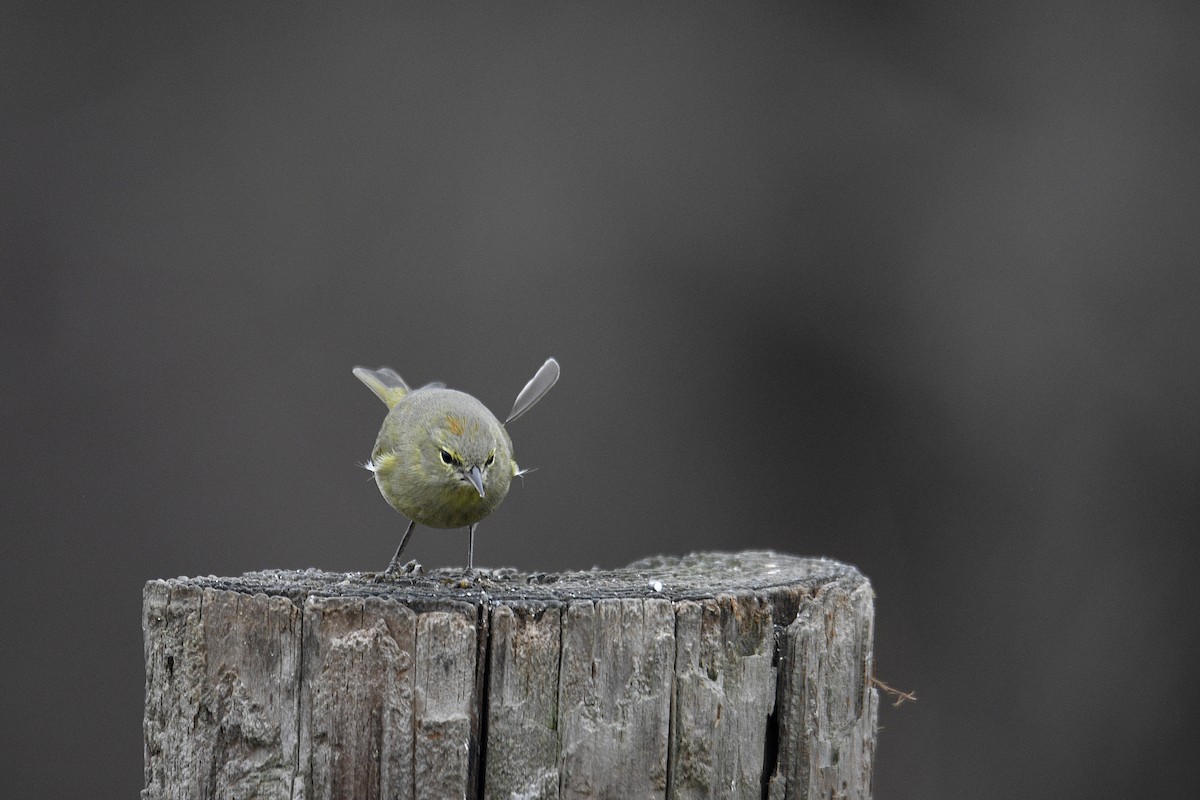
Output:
left=353, top=357, right=559, bottom=572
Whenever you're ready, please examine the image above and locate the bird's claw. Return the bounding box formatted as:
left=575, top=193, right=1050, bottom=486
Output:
left=373, top=558, right=423, bottom=582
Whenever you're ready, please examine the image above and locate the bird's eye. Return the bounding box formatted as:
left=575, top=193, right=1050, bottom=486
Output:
left=440, top=449, right=455, bottom=465
left=485, top=452, right=495, bottom=467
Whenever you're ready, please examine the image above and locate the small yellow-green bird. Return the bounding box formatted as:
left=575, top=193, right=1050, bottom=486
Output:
left=353, top=358, right=560, bottom=572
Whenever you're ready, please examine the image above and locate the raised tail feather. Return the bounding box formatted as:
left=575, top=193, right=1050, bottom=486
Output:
left=352, top=366, right=411, bottom=409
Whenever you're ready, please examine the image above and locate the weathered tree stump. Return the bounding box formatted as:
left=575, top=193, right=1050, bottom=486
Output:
left=142, top=551, right=877, bottom=799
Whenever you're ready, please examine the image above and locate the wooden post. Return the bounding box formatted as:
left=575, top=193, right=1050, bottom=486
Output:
left=142, top=551, right=877, bottom=799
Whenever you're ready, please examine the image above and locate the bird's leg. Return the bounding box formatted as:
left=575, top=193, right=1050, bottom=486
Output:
left=385, top=519, right=417, bottom=573
left=467, top=523, right=476, bottom=571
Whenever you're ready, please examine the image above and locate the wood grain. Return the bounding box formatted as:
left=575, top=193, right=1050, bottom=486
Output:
left=142, top=551, right=877, bottom=799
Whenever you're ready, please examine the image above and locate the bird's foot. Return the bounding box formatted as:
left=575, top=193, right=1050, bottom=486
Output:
left=372, top=558, right=423, bottom=582
left=449, top=566, right=483, bottom=587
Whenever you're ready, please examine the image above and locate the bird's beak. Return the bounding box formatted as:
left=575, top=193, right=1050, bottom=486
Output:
left=466, top=465, right=485, bottom=497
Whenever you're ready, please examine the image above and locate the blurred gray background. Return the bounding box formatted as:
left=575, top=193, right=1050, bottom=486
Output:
left=3, top=1, right=1198, bottom=797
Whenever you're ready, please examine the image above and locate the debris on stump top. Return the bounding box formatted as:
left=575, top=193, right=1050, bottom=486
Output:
left=160, top=550, right=867, bottom=608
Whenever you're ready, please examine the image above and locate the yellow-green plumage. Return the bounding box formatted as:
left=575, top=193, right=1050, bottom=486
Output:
left=353, top=359, right=559, bottom=571
left=369, top=387, right=516, bottom=529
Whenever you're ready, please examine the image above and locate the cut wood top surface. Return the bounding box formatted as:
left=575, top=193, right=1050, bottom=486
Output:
left=154, top=550, right=867, bottom=606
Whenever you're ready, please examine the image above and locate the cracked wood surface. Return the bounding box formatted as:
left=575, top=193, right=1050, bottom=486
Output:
left=142, top=551, right=877, bottom=799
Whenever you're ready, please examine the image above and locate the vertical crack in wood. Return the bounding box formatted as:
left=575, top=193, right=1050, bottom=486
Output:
left=555, top=602, right=568, bottom=800
left=290, top=595, right=304, bottom=800
left=202, top=591, right=219, bottom=798
left=760, top=624, right=784, bottom=800
left=665, top=601, right=681, bottom=800
left=472, top=598, right=492, bottom=800
left=409, top=603, right=417, bottom=800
